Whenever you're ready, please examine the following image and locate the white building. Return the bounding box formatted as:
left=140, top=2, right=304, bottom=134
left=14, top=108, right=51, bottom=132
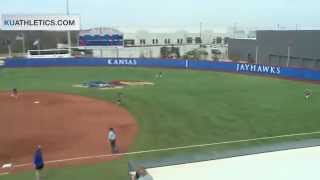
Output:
left=91, top=29, right=228, bottom=60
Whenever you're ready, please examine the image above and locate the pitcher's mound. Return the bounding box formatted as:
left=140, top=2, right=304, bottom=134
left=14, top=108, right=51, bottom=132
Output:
left=0, top=91, right=138, bottom=171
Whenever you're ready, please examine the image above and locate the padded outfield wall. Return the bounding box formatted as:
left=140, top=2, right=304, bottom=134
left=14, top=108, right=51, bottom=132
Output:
left=1, top=58, right=320, bottom=81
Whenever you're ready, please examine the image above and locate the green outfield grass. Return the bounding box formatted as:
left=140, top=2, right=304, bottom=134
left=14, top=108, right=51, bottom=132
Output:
left=1, top=67, right=320, bottom=180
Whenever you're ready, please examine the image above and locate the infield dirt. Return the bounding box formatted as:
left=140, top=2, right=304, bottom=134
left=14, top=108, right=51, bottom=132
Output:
left=0, top=91, right=138, bottom=172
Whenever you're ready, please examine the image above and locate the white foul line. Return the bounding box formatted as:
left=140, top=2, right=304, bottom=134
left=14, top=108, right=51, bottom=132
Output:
left=0, top=172, right=9, bottom=176
left=13, top=130, right=320, bottom=169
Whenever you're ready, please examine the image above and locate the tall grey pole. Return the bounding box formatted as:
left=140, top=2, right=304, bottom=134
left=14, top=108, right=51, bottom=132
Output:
left=38, top=41, right=41, bottom=54
left=255, top=46, right=259, bottom=64
left=8, top=44, right=12, bottom=57
left=22, top=33, right=26, bottom=55
left=66, top=0, right=72, bottom=54
left=116, top=47, right=119, bottom=59
left=200, top=22, right=202, bottom=46
left=287, top=46, right=291, bottom=67
left=233, top=23, right=237, bottom=38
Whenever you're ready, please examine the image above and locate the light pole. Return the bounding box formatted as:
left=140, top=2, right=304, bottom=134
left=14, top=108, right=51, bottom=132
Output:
left=286, top=40, right=293, bottom=67
left=22, top=34, right=25, bottom=55
left=16, top=33, right=26, bottom=55
left=66, top=0, right=72, bottom=54
left=255, top=45, right=259, bottom=64
left=287, top=46, right=291, bottom=67
left=7, top=40, right=12, bottom=57
left=200, top=22, right=202, bottom=47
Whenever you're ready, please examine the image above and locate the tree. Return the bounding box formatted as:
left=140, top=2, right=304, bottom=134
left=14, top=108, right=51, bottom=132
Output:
left=183, top=49, right=208, bottom=60
left=211, top=49, right=222, bottom=61
left=216, top=37, right=222, bottom=44
left=160, top=46, right=180, bottom=58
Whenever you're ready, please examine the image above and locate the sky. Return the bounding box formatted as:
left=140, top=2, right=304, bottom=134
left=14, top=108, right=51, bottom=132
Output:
left=0, top=0, right=319, bottom=33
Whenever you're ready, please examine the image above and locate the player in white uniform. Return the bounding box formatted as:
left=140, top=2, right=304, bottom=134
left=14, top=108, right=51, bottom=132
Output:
left=304, top=89, right=312, bottom=100
left=108, top=128, right=118, bottom=153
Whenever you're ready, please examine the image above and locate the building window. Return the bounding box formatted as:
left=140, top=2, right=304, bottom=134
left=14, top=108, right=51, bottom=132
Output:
left=195, top=37, right=202, bottom=44
left=152, top=39, right=159, bottom=45
left=177, top=38, right=183, bottom=44
left=140, top=39, right=146, bottom=45
left=164, top=38, right=171, bottom=45
left=124, top=39, right=135, bottom=46
left=186, top=37, right=193, bottom=44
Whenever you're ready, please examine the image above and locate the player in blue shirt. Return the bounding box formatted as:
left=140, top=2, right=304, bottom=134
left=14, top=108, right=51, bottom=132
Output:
left=33, top=145, right=44, bottom=180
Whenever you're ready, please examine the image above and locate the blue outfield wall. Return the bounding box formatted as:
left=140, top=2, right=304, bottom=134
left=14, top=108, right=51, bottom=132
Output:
left=2, top=58, right=320, bottom=82
left=2, top=58, right=187, bottom=69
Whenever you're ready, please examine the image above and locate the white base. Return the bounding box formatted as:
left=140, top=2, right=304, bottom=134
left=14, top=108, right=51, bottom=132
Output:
left=1, top=163, right=12, bottom=169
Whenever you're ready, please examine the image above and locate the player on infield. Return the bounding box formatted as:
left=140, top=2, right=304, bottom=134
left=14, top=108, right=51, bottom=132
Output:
left=108, top=128, right=118, bottom=153
left=11, top=88, right=18, bottom=98
left=33, top=145, right=45, bottom=180
left=116, top=92, right=122, bottom=105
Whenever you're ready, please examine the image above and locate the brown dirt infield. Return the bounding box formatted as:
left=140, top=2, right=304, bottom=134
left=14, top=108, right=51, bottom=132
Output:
left=0, top=91, right=138, bottom=172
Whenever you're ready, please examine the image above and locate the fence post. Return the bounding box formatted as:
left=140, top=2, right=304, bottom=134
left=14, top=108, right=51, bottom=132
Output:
left=185, top=60, right=189, bottom=69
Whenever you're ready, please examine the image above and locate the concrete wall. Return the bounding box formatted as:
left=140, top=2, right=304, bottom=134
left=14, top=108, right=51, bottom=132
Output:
left=257, top=30, right=320, bottom=69
left=228, top=39, right=256, bottom=62
left=229, top=30, right=320, bottom=69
